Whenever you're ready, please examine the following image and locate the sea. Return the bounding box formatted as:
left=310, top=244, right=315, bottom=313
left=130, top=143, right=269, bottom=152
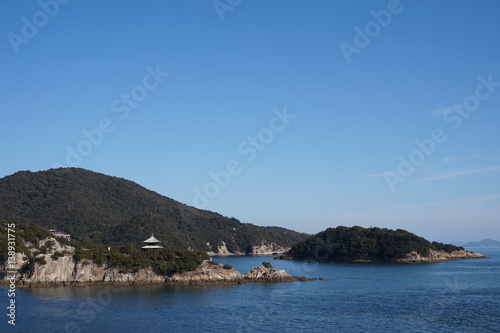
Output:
left=1, top=248, right=499, bottom=333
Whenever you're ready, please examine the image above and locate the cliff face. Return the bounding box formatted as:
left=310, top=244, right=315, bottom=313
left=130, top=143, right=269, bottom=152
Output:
left=249, top=242, right=288, bottom=255
left=12, top=259, right=301, bottom=287
left=24, top=257, right=166, bottom=285
left=207, top=241, right=289, bottom=256
left=10, top=239, right=164, bottom=286
left=3, top=237, right=303, bottom=287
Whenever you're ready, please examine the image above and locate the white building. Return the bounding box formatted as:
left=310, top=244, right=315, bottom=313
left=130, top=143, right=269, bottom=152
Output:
left=49, top=229, right=71, bottom=240
left=141, top=234, right=163, bottom=249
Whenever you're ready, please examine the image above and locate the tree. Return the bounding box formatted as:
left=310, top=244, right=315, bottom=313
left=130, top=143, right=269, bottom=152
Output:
left=262, top=261, right=273, bottom=268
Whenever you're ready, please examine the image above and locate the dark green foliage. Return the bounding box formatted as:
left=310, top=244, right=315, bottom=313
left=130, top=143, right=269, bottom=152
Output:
left=0, top=232, right=8, bottom=265
left=39, top=240, right=55, bottom=254
left=20, top=253, right=47, bottom=277
left=19, top=223, right=52, bottom=248
left=72, top=240, right=209, bottom=276
left=55, top=236, right=74, bottom=247
left=44, top=240, right=55, bottom=250
left=0, top=168, right=307, bottom=252
left=223, top=264, right=232, bottom=270
left=73, top=247, right=108, bottom=266
left=432, top=241, right=464, bottom=253
left=147, top=248, right=208, bottom=276
left=0, top=223, right=47, bottom=264
left=50, top=251, right=70, bottom=260
left=287, top=226, right=458, bottom=262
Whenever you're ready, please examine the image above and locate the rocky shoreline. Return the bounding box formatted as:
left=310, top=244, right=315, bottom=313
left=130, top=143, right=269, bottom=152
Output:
left=0, top=236, right=321, bottom=288
left=395, top=249, right=487, bottom=263
left=275, top=249, right=487, bottom=263
left=165, top=261, right=319, bottom=286
left=0, top=260, right=319, bottom=288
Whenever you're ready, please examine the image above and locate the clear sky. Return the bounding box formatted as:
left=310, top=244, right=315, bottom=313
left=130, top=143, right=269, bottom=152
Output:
left=2, top=0, right=499, bottom=242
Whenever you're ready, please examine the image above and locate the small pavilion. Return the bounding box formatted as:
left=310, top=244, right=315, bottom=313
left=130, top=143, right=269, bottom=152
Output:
left=141, top=234, right=163, bottom=249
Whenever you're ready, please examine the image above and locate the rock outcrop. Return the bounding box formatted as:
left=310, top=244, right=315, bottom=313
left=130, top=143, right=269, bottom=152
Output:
left=166, top=261, right=242, bottom=285
left=395, top=249, right=487, bottom=263
left=207, top=241, right=289, bottom=256
left=242, top=266, right=297, bottom=283
left=248, top=242, right=289, bottom=255
left=2, top=256, right=310, bottom=288
left=166, top=261, right=300, bottom=285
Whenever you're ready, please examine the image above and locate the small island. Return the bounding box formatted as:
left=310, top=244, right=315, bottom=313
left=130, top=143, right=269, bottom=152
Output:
left=276, top=226, right=486, bottom=263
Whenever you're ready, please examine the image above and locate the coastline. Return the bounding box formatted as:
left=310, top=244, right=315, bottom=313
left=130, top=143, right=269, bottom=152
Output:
left=0, top=260, right=320, bottom=288
left=275, top=249, right=487, bottom=263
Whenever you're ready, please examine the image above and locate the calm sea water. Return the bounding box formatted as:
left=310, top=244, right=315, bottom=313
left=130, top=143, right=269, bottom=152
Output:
left=1, top=248, right=499, bottom=333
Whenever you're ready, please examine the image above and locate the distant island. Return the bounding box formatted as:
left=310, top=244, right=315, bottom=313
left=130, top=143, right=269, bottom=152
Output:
left=276, top=226, right=486, bottom=263
left=462, top=238, right=500, bottom=248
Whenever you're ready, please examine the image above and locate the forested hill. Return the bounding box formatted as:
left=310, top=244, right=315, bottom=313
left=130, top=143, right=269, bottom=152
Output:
left=284, top=226, right=465, bottom=262
left=0, top=168, right=307, bottom=253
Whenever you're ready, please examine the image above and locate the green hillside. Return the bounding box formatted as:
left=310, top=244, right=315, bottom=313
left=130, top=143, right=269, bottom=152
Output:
left=0, top=168, right=307, bottom=253
left=285, top=226, right=464, bottom=262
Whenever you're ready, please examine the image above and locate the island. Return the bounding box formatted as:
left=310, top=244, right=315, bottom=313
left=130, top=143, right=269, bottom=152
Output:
left=0, top=224, right=315, bottom=288
left=276, top=226, right=486, bottom=263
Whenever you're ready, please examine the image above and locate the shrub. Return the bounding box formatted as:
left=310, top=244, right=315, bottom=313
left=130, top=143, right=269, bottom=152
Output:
left=19, top=254, right=47, bottom=277
left=51, top=251, right=65, bottom=260
left=45, top=240, right=55, bottom=249
left=73, top=249, right=92, bottom=263
left=262, top=261, right=273, bottom=268
left=223, top=264, right=232, bottom=270
left=432, top=241, right=464, bottom=253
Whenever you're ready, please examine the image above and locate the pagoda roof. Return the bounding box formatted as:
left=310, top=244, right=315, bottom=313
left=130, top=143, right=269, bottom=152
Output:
left=143, top=234, right=161, bottom=243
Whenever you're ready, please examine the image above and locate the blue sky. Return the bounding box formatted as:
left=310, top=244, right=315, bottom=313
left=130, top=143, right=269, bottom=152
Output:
left=1, top=0, right=499, bottom=242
